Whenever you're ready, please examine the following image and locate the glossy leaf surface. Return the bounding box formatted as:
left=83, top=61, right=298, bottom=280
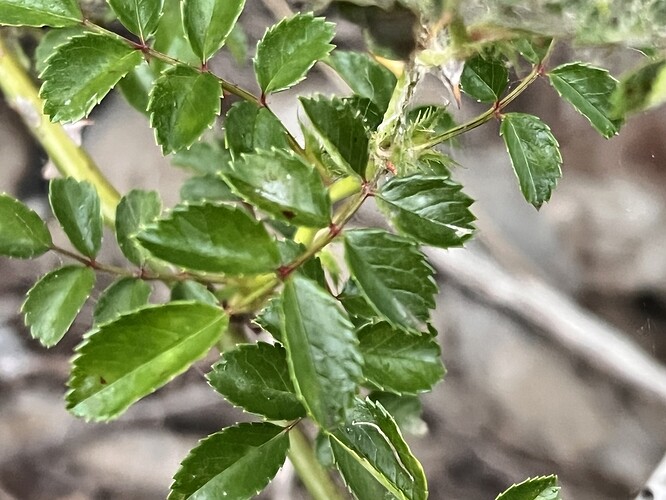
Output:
left=358, top=322, right=444, bottom=394
left=300, top=96, right=370, bottom=177
left=148, top=65, right=221, bottom=153
left=137, top=203, right=280, bottom=274
left=548, top=62, right=621, bottom=138
left=115, top=189, right=162, bottom=266
left=0, top=194, right=52, bottom=258
left=330, top=398, right=427, bottom=500
left=345, top=229, right=436, bottom=330
left=0, top=0, right=81, bottom=27
left=170, top=280, right=217, bottom=305
left=93, top=278, right=152, bottom=325
left=208, top=342, right=305, bottom=420
left=49, top=178, right=103, bottom=258
left=108, top=0, right=163, bottom=39
left=40, top=33, right=143, bottom=123
left=169, top=422, right=288, bottom=500
left=224, top=149, right=331, bottom=227
left=496, top=475, right=560, bottom=500
left=328, top=51, right=397, bottom=112
left=460, top=53, right=509, bottom=102
left=500, top=113, right=562, bottom=209
left=280, top=275, right=363, bottom=429
left=377, top=175, right=475, bottom=248
left=182, top=0, right=245, bottom=62
left=22, top=266, right=95, bottom=347
left=224, top=101, right=289, bottom=158
left=255, top=13, right=335, bottom=94
left=67, top=302, right=228, bottom=420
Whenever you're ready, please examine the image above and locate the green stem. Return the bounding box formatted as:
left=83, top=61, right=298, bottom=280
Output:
left=0, top=36, right=121, bottom=224
left=288, top=428, right=345, bottom=500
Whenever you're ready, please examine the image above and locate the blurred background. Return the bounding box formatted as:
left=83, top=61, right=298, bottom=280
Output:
left=1, top=1, right=665, bottom=499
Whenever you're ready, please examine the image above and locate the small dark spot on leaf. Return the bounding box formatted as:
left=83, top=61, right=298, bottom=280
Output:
left=282, top=210, right=295, bottom=220
left=99, top=377, right=107, bottom=385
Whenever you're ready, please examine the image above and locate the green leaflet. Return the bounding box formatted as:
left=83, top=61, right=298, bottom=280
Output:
left=49, top=178, right=103, bottom=259
left=358, top=322, right=444, bottom=395
left=40, top=33, right=143, bottom=123
left=224, top=101, right=290, bottom=158
left=172, top=140, right=231, bottom=175
left=151, top=0, right=199, bottom=70
left=0, top=194, right=52, bottom=258
left=376, top=175, right=475, bottom=248
left=182, top=0, right=245, bottom=62
left=115, top=189, right=162, bottom=266
left=330, top=398, right=427, bottom=500
left=169, top=422, right=288, bottom=500
left=300, top=96, right=371, bottom=178
left=118, top=62, right=155, bottom=114
left=611, top=59, right=666, bottom=118
left=496, top=475, right=561, bottom=500
left=108, top=0, right=164, bottom=40
left=224, top=149, right=331, bottom=227
left=170, top=280, right=218, bottom=305
left=137, top=202, right=280, bottom=274
left=67, top=302, right=228, bottom=421
left=344, top=229, right=436, bottom=331
left=500, top=113, right=562, bottom=209
left=208, top=342, right=305, bottom=420
left=368, top=392, right=427, bottom=436
left=254, top=297, right=282, bottom=341
left=22, top=266, right=95, bottom=347
left=34, top=26, right=86, bottom=75
left=548, top=62, right=621, bottom=138
left=179, top=175, right=237, bottom=203
left=0, top=0, right=81, bottom=27
left=328, top=51, right=397, bottom=112
left=255, top=13, right=335, bottom=94
left=405, top=105, right=456, bottom=149
left=460, top=53, right=509, bottom=103
left=148, top=65, right=222, bottom=153
left=280, top=275, right=363, bottom=429
left=93, top=278, right=152, bottom=326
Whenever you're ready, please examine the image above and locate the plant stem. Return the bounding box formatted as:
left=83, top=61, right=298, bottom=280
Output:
left=0, top=36, right=121, bottom=224
left=288, top=428, right=345, bottom=500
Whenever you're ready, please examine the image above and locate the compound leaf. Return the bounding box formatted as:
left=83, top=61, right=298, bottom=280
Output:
left=40, top=33, right=143, bottom=123
left=328, top=51, right=397, bottom=112
left=22, top=266, right=95, bottom=347
left=169, top=422, right=288, bottom=500
left=330, top=398, right=427, bottom=500
left=224, top=101, right=289, bottom=158
left=496, top=475, right=561, bottom=500
left=208, top=342, right=305, bottom=420
left=300, top=96, right=370, bottom=177
left=280, top=275, right=363, bottom=429
left=0, top=0, right=82, bottom=27
left=108, top=0, right=163, bottom=40
left=93, top=278, right=152, bottom=326
left=67, top=302, right=228, bottom=420
left=255, top=13, right=335, bottom=94
left=148, top=65, right=221, bottom=153
left=460, top=53, right=509, bottom=103
left=0, top=194, right=52, bottom=258
left=49, top=177, right=103, bottom=259
left=376, top=175, right=475, bottom=248
left=224, top=149, right=331, bottom=227
left=548, top=62, right=621, bottom=138
left=137, top=203, right=280, bottom=274
left=115, top=189, right=162, bottom=266
left=500, top=113, right=562, bottom=209
left=182, top=0, right=245, bottom=62
left=345, top=229, right=436, bottom=331
left=358, top=322, right=444, bottom=395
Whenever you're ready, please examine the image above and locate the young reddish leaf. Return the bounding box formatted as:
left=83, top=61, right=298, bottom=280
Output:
left=67, top=302, right=228, bottom=420
left=40, top=33, right=143, bottom=123
left=169, top=422, right=288, bottom=500
left=49, top=177, right=103, bottom=259
left=0, top=194, right=52, bottom=258
left=255, top=13, right=335, bottom=94
left=22, top=266, right=95, bottom=347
